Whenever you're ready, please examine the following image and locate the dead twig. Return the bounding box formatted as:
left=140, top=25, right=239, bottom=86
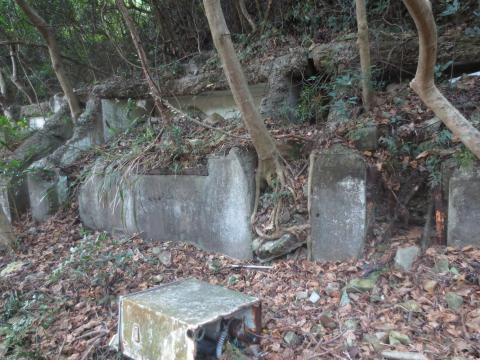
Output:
left=79, top=333, right=106, bottom=360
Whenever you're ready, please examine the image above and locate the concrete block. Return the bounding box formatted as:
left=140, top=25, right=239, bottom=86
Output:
left=0, top=176, right=30, bottom=223
left=448, top=167, right=480, bottom=247
left=309, top=145, right=366, bottom=261
left=101, top=98, right=154, bottom=141
left=79, top=148, right=255, bottom=259
left=27, top=165, right=68, bottom=222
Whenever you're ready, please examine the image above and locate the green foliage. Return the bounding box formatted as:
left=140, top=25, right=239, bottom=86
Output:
left=296, top=76, right=327, bottom=123
left=426, top=156, right=442, bottom=188
left=0, top=291, right=58, bottom=358
left=435, top=129, right=453, bottom=146
left=0, top=116, right=31, bottom=151
left=379, top=136, right=398, bottom=154
left=454, top=146, right=476, bottom=169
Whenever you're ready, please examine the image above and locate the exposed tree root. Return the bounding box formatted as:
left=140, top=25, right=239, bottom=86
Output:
left=251, top=154, right=304, bottom=245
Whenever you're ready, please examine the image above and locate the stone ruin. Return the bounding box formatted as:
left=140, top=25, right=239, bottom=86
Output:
left=2, top=54, right=480, bottom=260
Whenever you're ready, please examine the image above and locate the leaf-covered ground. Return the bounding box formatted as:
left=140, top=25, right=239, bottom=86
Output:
left=0, top=207, right=479, bottom=360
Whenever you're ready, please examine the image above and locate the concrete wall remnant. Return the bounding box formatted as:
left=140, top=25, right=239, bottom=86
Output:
left=101, top=98, right=154, bottom=141
left=309, top=145, right=366, bottom=261
left=0, top=176, right=30, bottom=223
left=27, top=165, right=68, bottom=222
left=79, top=148, right=255, bottom=259
left=447, top=166, right=480, bottom=247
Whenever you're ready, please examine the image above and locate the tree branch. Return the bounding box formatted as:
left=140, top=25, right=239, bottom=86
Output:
left=402, top=0, right=480, bottom=159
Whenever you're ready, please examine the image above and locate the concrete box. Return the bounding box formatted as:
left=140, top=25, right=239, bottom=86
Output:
left=114, top=279, right=260, bottom=360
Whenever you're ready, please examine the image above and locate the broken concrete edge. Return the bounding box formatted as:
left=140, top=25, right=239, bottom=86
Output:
left=0, top=174, right=30, bottom=223
left=101, top=98, right=155, bottom=142
left=79, top=147, right=256, bottom=260
left=308, top=145, right=367, bottom=262
left=27, top=160, right=69, bottom=222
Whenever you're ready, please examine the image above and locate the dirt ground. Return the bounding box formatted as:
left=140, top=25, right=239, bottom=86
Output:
left=0, top=206, right=479, bottom=359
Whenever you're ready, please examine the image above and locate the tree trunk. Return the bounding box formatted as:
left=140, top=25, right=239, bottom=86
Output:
left=238, top=0, right=256, bottom=32
left=8, top=45, right=34, bottom=104
left=14, top=0, right=81, bottom=121
left=402, top=0, right=480, bottom=159
left=116, top=0, right=169, bottom=118
left=203, top=0, right=279, bottom=167
left=310, top=31, right=480, bottom=80
left=355, top=0, right=373, bottom=110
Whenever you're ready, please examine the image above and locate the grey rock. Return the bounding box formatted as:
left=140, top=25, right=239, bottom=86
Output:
left=309, top=145, right=366, bottom=261
left=283, top=331, right=302, bottom=347
left=309, top=291, right=320, bottom=304
left=203, top=112, right=225, bottom=126
left=433, top=257, right=450, bottom=274
left=158, top=250, right=172, bottom=267
left=152, top=274, right=164, bottom=283
left=339, top=290, right=350, bottom=306
left=344, top=319, right=358, bottom=331
left=445, top=292, right=463, bottom=311
left=388, top=331, right=411, bottom=345
left=325, top=282, right=340, bottom=296
left=394, top=246, right=420, bottom=271
left=259, top=50, right=308, bottom=122
left=346, top=275, right=378, bottom=293
left=254, top=233, right=303, bottom=261
left=363, top=334, right=384, bottom=352
left=101, top=98, right=153, bottom=142
left=295, top=291, right=308, bottom=300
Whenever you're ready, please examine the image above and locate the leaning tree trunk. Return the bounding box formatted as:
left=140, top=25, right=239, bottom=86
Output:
left=402, top=0, right=480, bottom=159
left=203, top=0, right=282, bottom=183
left=14, top=0, right=81, bottom=121
left=116, top=0, right=169, bottom=118
left=8, top=45, right=33, bottom=104
left=355, top=0, right=374, bottom=110
left=238, top=0, right=256, bottom=32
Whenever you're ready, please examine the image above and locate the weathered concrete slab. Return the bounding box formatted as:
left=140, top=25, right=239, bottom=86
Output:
left=25, top=98, right=105, bottom=222
left=448, top=166, right=480, bottom=247
left=259, top=51, right=308, bottom=122
left=20, top=101, right=50, bottom=118
left=79, top=148, right=255, bottom=259
left=309, top=146, right=366, bottom=261
left=101, top=98, right=154, bottom=141
left=0, top=176, right=30, bottom=223
left=27, top=166, right=68, bottom=222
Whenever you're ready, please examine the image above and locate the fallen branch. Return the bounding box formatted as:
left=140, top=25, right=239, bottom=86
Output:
left=228, top=264, right=273, bottom=270
left=79, top=334, right=104, bottom=360
left=381, top=351, right=427, bottom=360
